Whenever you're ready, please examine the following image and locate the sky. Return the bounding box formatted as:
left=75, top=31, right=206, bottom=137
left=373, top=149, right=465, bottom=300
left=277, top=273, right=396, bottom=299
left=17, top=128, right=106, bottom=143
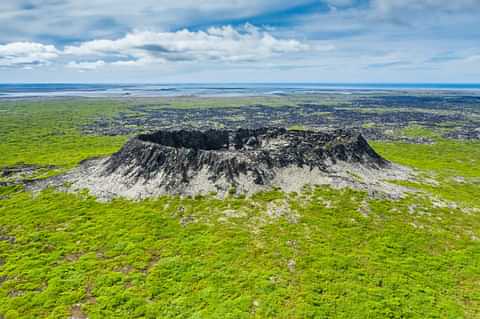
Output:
left=0, top=0, right=479, bottom=83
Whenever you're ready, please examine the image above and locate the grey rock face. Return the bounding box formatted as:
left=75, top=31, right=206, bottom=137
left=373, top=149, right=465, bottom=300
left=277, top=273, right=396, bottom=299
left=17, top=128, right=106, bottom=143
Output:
left=103, top=128, right=388, bottom=191
left=31, top=127, right=415, bottom=199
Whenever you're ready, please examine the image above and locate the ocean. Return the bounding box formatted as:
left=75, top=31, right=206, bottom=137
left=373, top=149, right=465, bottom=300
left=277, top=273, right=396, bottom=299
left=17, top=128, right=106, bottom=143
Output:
left=1, top=83, right=480, bottom=98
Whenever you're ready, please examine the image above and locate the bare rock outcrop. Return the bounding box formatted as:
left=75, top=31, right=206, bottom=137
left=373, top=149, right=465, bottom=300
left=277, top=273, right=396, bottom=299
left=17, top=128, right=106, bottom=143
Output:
left=33, top=128, right=412, bottom=199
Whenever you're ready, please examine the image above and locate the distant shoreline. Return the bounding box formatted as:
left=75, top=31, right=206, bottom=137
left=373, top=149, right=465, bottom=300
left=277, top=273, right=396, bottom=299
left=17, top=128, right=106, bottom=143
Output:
left=1, top=83, right=480, bottom=99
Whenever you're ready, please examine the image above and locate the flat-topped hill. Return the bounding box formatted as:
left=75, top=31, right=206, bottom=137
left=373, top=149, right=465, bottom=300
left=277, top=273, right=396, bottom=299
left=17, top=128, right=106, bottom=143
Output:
left=33, top=128, right=411, bottom=199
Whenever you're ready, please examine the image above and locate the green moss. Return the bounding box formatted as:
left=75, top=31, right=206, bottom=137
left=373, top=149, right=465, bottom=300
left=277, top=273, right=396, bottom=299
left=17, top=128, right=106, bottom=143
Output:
left=0, top=98, right=479, bottom=318
left=399, top=124, right=441, bottom=139
left=0, top=186, right=479, bottom=318
left=288, top=124, right=306, bottom=131
left=373, top=139, right=480, bottom=178
left=0, top=99, right=128, bottom=168
left=373, top=139, right=480, bottom=207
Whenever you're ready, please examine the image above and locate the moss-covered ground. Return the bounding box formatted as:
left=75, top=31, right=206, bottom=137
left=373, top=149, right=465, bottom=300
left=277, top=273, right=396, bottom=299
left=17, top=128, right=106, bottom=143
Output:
left=0, top=99, right=479, bottom=318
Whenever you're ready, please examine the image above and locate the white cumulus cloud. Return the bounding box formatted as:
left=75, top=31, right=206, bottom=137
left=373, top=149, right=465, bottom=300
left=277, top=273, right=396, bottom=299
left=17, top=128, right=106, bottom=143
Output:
left=0, top=24, right=311, bottom=71
left=64, top=24, right=310, bottom=66
left=0, top=42, right=59, bottom=68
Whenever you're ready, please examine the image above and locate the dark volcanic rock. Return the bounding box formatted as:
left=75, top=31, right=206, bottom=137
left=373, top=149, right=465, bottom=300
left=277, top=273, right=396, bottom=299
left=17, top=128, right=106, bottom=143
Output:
left=443, top=128, right=480, bottom=140
left=33, top=127, right=414, bottom=199
left=1, top=164, right=52, bottom=178
left=0, top=235, right=15, bottom=244
left=99, top=128, right=388, bottom=194
left=1, top=164, right=58, bottom=187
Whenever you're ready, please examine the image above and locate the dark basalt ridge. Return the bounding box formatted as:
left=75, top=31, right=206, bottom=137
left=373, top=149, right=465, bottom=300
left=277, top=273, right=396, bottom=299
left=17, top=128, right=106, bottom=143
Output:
left=103, top=128, right=388, bottom=191
left=30, top=127, right=410, bottom=199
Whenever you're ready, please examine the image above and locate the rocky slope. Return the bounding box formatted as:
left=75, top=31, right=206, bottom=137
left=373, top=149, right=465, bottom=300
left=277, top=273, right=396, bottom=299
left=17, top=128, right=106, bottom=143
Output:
left=34, top=128, right=413, bottom=199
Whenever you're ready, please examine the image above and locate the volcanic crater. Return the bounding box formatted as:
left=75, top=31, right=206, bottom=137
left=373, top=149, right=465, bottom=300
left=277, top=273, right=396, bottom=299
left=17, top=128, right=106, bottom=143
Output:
left=36, top=128, right=413, bottom=199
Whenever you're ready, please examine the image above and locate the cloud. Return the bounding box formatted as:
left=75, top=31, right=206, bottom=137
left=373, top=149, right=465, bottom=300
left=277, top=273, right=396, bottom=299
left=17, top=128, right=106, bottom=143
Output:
left=372, top=0, right=479, bottom=15
left=63, top=24, right=310, bottom=66
left=369, top=0, right=480, bottom=27
left=0, top=42, right=59, bottom=68
left=66, top=60, right=106, bottom=71
left=425, top=52, right=464, bottom=64
left=0, top=1, right=479, bottom=82
left=0, top=24, right=311, bottom=70
left=465, top=55, right=480, bottom=63
left=0, top=1, right=315, bottom=44
left=367, top=61, right=411, bottom=69
left=326, top=0, right=355, bottom=8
